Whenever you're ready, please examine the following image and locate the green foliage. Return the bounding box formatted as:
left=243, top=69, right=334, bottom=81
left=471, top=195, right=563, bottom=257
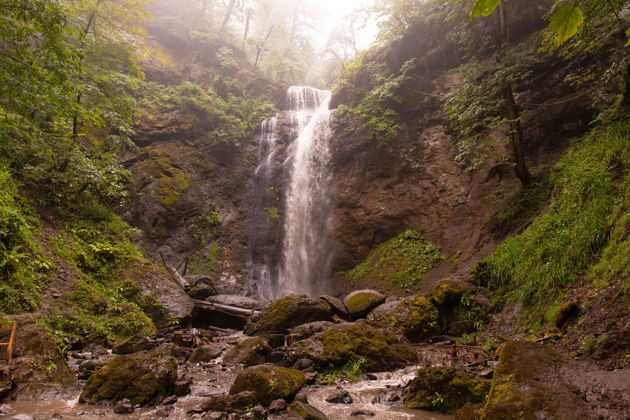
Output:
left=138, top=80, right=276, bottom=147
left=188, top=242, right=221, bottom=276
left=477, top=121, right=630, bottom=306
left=344, top=229, right=444, bottom=289
left=319, top=357, right=366, bottom=385
left=470, top=0, right=502, bottom=18
left=445, top=48, right=539, bottom=172
left=488, top=180, right=551, bottom=233
left=190, top=211, right=222, bottom=243
left=0, top=165, right=52, bottom=313
left=548, top=6, right=585, bottom=47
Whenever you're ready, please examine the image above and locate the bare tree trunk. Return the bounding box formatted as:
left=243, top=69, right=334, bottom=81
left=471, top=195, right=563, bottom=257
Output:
left=502, top=86, right=531, bottom=186
left=253, top=25, right=274, bottom=73
left=496, top=3, right=531, bottom=186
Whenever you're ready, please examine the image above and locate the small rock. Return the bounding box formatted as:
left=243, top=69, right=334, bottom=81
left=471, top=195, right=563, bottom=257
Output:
left=175, top=379, right=192, bottom=396
left=269, top=399, right=287, bottom=413
left=305, top=372, right=317, bottom=385
left=162, top=395, right=178, bottom=405
left=0, top=404, right=16, bottom=416
left=351, top=409, right=374, bottom=417
left=113, top=399, right=134, bottom=414
left=112, top=335, right=152, bottom=354
left=288, top=401, right=328, bottom=420
left=189, top=345, right=222, bottom=363
left=365, top=373, right=377, bottom=380
left=325, top=389, right=353, bottom=404
left=205, top=412, right=227, bottom=420
left=9, top=415, right=33, bottom=420
left=292, top=359, right=315, bottom=371
left=294, top=390, right=309, bottom=403
left=251, top=405, right=267, bottom=418
left=223, top=337, right=271, bottom=366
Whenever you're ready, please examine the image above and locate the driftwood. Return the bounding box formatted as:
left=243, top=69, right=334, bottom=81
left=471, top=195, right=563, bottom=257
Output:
left=159, top=252, right=190, bottom=291
left=193, top=299, right=260, bottom=317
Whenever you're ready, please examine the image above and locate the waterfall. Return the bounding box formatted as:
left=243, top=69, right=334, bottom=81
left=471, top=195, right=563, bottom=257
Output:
left=248, top=86, right=334, bottom=300
left=278, top=86, right=334, bottom=298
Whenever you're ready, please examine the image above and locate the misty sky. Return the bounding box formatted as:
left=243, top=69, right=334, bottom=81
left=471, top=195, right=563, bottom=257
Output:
left=309, top=0, right=377, bottom=49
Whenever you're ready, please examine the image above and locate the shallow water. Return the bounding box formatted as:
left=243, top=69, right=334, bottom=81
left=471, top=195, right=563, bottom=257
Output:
left=307, top=368, right=454, bottom=420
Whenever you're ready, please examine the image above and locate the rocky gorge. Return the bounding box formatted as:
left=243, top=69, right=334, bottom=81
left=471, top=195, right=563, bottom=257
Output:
left=0, top=0, right=628, bottom=418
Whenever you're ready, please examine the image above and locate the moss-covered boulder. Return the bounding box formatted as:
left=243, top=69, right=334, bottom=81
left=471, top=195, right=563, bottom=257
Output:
left=288, top=401, right=329, bottom=419
left=79, top=350, right=178, bottom=405
left=427, top=280, right=488, bottom=336
left=289, top=320, right=417, bottom=371
left=244, top=295, right=333, bottom=336
left=403, top=367, right=489, bottom=414
left=112, top=335, right=152, bottom=354
left=10, top=324, right=78, bottom=401
left=481, top=341, right=588, bottom=419
left=229, top=365, right=306, bottom=405
left=343, top=290, right=385, bottom=319
left=428, top=280, right=474, bottom=307
left=369, top=295, right=439, bottom=342
left=223, top=337, right=271, bottom=365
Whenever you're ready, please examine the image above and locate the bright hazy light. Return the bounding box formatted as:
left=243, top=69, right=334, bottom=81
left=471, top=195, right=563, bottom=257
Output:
left=306, top=0, right=377, bottom=50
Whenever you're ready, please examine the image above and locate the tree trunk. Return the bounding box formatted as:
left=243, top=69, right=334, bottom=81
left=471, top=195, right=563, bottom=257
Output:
left=502, top=86, right=531, bottom=186
left=221, top=0, right=236, bottom=29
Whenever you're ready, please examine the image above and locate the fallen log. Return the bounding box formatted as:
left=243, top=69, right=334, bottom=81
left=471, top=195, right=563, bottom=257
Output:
left=193, top=299, right=260, bottom=317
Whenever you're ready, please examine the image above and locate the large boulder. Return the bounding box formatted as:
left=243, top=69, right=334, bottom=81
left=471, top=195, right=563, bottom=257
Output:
left=79, top=350, right=178, bottom=405
left=369, top=296, right=439, bottom=342
left=480, top=341, right=589, bottom=419
left=229, top=365, right=306, bottom=405
left=428, top=279, right=474, bottom=307
left=343, top=290, right=385, bottom=319
left=403, top=367, right=489, bottom=413
left=134, top=263, right=194, bottom=325
left=244, top=295, right=333, bottom=336
left=223, top=337, right=272, bottom=365
left=320, top=295, right=348, bottom=318
left=288, top=321, right=336, bottom=341
left=9, top=324, right=78, bottom=401
left=288, top=320, right=417, bottom=371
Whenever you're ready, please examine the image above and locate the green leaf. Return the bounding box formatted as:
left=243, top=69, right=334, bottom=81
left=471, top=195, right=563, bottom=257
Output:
left=625, top=27, right=630, bottom=47
left=548, top=6, right=584, bottom=47
left=470, top=0, right=502, bottom=19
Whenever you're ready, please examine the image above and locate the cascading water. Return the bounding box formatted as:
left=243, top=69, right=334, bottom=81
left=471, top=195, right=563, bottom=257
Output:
left=248, top=86, right=335, bottom=299
left=278, top=86, right=334, bottom=298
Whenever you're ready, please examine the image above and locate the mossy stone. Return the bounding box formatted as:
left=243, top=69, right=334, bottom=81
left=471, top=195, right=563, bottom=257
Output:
left=244, top=295, right=333, bottom=336
left=291, top=320, right=417, bottom=371
left=403, top=367, right=489, bottom=414
left=189, top=344, right=222, bottom=363
left=229, top=365, right=306, bottom=405
left=343, top=290, right=385, bottom=319
left=79, top=350, right=178, bottom=405
left=223, top=337, right=271, bottom=365
left=481, top=341, right=588, bottom=419
left=429, top=280, right=474, bottom=307
left=370, top=295, right=439, bottom=342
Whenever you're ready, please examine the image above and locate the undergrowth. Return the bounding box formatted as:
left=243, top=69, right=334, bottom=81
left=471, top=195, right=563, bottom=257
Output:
left=344, top=229, right=444, bottom=289
left=473, top=120, right=630, bottom=307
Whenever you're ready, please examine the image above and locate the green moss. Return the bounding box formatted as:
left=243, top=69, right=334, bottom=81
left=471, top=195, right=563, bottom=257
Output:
left=314, top=321, right=417, bottom=371
left=343, top=229, right=444, bottom=289
left=403, top=367, right=489, bottom=414
left=265, top=207, right=281, bottom=219
left=487, top=180, right=551, bottom=234
left=344, top=290, right=384, bottom=318
left=188, top=242, right=221, bottom=275
left=244, top=295, right=332, bottom=336
left=223, top=337, right=271, bottom=365
left=478, top=121, right=630, bottom=307
left=157, top=166, right=193, bottom=206
left=80, top=351, right=178, bottom=405
left=229, top=365, right=305, bottom=405
left=383, top=296, right=440, bottom=342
